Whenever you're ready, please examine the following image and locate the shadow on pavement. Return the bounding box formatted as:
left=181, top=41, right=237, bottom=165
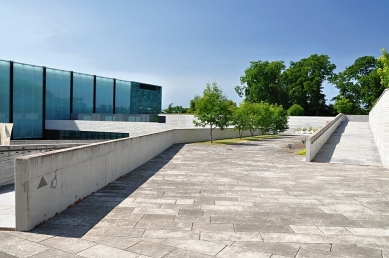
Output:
left=29, top=144, right=185, bottom=238
left=0, top=184, right=14, bottom=195
left=312, top=121, right=347, bottom=163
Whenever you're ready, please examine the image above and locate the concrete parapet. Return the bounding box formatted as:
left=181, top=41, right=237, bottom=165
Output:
left=0, top=143, right=90, bottom=186
left=14, top=127, right=261, bottom=231
left=287, top=116, right=334, bottom=129
left=369, top=89, right=389, bottom=168
left=345, top=115, right=369, bottom=122
left=306, top=114, right=345, bottom=162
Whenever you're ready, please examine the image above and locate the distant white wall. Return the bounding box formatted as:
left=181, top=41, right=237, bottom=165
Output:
left=287, top=116, right=334, bottom=129
left=369, top=89, right=389, bottom=169
left=162, top=114, right=197, bottom=128
left=45, top=120, right=175, bottom=137
left=345, top=115, right=369, bottom=122
left=15, top=127, right=261, bottom=231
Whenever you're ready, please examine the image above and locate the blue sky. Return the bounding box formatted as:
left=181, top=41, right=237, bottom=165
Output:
left=1, top=0, right=388, bottom=108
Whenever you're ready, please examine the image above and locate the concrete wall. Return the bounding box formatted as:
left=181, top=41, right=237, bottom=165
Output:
left=345, top=115, right=369, bottom=122
left=369, top=89, right=389, bottom=168
left=0, top=143, right=91, bottom=186
left=287, top=116, right=334, bottom=129
left=15, top=127, right=261, bottom=231
left=306, top=114, right=345, bottom=162
left=46, top=120, right=175, bottom=137
left=162, top=114, right=198, bottom=128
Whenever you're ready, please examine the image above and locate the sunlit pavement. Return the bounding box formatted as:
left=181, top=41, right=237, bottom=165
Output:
left=1, top=135, right=388, bottom=257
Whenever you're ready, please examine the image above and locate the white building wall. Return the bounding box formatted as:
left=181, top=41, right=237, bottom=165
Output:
left=369, top=89, right=389, bottom=169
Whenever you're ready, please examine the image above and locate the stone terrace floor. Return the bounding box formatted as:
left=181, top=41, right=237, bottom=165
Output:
left=1, top=135, right=389, bottom=257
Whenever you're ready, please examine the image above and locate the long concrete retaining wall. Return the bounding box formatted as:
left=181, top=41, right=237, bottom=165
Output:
left=0, top=143, right=95, bottom=186
left=369, top=89, right=389, bottom=169
left=306, top=114, right=345, bottom=162
left=15, top=128, right=260, bottom=231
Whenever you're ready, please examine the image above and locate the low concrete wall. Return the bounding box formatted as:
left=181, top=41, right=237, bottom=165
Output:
left=0, top=143, right=90, bottom=186
left=345, top=115, right=369, bottom=122
left=369, top=89, right=389, bottom=169
left=287, top=116, right=335, bottom=129
left=306, top=114, right=345, bottom=162
left=15, top=127, right=261, bottom=231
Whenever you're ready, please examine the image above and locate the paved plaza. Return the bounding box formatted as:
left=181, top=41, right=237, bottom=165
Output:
left=1, top=135, right=389, bottom=257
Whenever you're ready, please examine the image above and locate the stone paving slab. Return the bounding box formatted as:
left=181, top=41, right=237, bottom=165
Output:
left=0, top=135, right=389, bottom=257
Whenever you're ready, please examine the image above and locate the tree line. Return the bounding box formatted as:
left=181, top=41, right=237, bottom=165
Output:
left=235, top=49, right=389, bottom=115
left=162, top=48, right=388, bottom=142
left=164, top=48, right=389, bottom=116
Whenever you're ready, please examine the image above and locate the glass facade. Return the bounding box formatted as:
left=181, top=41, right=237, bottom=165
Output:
left=72, top=73, right=93, bottom=114
left=46, top=68, right=71, bottom=120
left=115, top=80, right=131, bottom=114
left=1, top=59, right=162, bottom=139
left=58, top=130, right=129, bottom=140
left=130, top=82, right=162, bottom=114
left=13, top=63, right=43, bottom=139
left=0, top=61, right=10, bottom=123
left=95, top=77, right=113, bottom=113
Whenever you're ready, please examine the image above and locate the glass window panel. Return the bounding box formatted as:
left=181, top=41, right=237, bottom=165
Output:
left=115, top=80, right=131, bottom=114
left=96, top=77, right=113, bottom=113
left=72, top=73, right=93, bottom=114
left=0, top=61, right=10, bottom=123
left=13, top=63, right=43, bottom=139
left=46, top=68, right=71, bottom=120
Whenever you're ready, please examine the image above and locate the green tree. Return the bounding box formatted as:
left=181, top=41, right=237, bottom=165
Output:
left=192, top=82, right=233, bottom=142
left=188, top=95, right=200, bottom=113
left=330, top=56, right=384, bottom=114
left=334, top=98, right=353, bottom=114
left=232, top=101, right=258, bottom=138
left=283, top=54, right=336, bottom=116
left=235, top=60, right=288, bottom=107
left=231, top=103, right=248, bottom=138
left=255, top=102, right=273, bottom=134
left=270, top=104, right=289, bottom=133
left=378, top=48, right=389, bottom=88
left=287, top=104, right=304, bottom=116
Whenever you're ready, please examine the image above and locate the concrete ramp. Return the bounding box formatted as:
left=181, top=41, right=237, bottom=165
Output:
left=313, top=121, right=383, bottom=166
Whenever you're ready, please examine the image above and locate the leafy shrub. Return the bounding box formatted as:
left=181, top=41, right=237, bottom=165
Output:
left=287, top=104, right=304, bottom=116
left=297, top=149, right=306, bottom=155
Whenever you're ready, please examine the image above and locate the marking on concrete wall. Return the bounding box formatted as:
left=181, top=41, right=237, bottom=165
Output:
left=51, top=173, right=57, bottom=189
left=38, top=176, right=48, bottom=189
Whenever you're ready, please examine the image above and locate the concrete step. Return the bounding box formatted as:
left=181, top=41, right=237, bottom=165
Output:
left=313, top=121, right=382, bottom=166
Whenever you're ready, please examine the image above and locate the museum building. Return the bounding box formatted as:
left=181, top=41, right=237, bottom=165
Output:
left=0, top=60, right=162, bottom=140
